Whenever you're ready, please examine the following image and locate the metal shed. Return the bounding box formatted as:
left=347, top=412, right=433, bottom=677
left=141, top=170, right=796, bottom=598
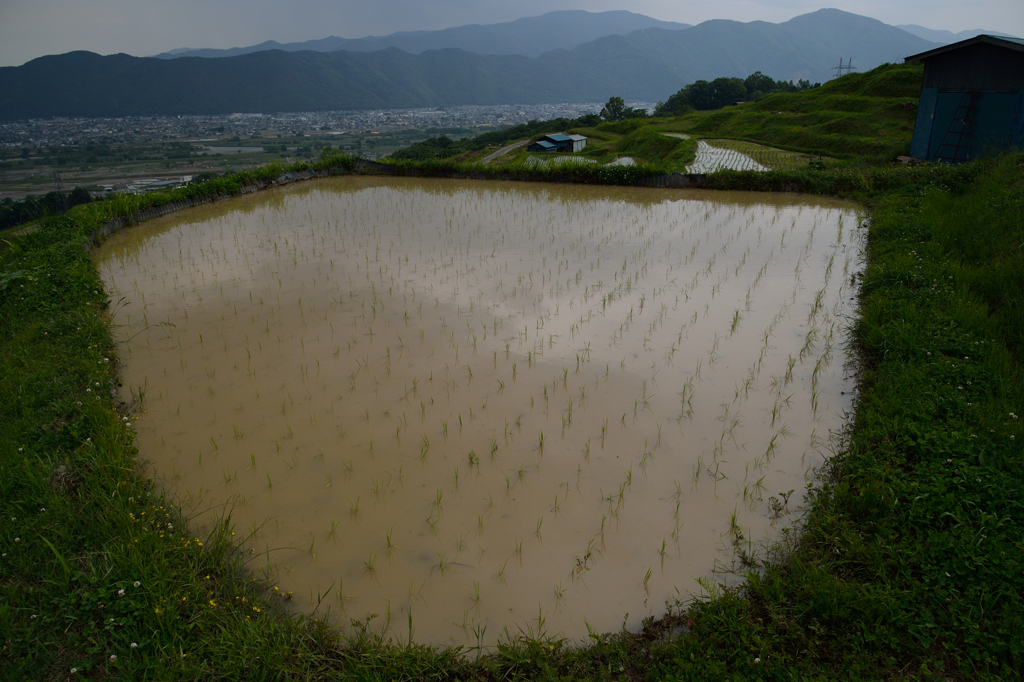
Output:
left=528, top=133, right=588, bottom=153
left=527, top=140, right=558, bottom=153
left=567, top=134, right=588, bottom=152
left=905, top=35, right=1024, bottom=163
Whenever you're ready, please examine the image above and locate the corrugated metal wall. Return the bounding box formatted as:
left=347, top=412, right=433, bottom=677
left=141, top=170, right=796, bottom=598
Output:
left=910, top=43, right=1024, bottom=162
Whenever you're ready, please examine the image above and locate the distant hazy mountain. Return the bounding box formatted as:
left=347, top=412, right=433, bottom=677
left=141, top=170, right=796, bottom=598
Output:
left=152, top=10, right=691, bottom=60
left=0, top=9, right=939, bottom=121
left=895, top=25, right=1012, bottom=45
left=564, top=9, right=938, bottom=86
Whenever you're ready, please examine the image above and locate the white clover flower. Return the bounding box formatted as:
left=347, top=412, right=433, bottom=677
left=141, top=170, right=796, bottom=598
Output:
left=117, top=589, right=125, bottom=596
left=134, top=581, right=141, bottom=587
left=70, top=668, right=77, bottom=674
left=754, top=657, right=761, bottom=664
left=109, top=654, right=117, bottom=663
left=130, top=642, right=138, bottom=649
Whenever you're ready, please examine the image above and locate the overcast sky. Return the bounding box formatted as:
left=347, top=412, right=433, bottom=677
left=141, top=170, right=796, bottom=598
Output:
left=1, top=0, right=1021, bottom=67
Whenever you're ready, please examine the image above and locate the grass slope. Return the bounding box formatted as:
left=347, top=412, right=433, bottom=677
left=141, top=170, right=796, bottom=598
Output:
left=395, top=61, right=920, bottom=170
left=2, top=151, right=1022, bottom=679
left=658, top=62, right=924, bottom=163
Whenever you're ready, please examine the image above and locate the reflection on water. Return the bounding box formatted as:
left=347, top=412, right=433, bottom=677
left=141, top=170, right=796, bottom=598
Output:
left=97, top=176, right=863, bottom=647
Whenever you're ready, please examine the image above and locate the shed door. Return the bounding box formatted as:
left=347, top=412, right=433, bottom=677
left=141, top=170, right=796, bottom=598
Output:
left=929, top=91, right=1021, bottom=161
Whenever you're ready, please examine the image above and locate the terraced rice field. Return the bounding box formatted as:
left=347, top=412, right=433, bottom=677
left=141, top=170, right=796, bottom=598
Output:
left=97, top=176, right=863, bottom=646
left=688, top=139, right=826, bottom=171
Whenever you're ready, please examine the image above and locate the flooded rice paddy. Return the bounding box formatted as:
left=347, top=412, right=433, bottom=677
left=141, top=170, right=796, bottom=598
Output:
left=686, top=141, right=768, bottom=173
left=97, top=177, right=863, bottom=647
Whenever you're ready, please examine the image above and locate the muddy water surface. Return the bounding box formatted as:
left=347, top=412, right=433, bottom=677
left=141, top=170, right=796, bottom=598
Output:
left=96, top=177, right=862, bottom=646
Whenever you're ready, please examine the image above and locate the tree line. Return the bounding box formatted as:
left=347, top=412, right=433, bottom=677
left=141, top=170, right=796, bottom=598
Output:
left=653, top=72, right=820, bottom=115
left=0, top=187, right=92, bottom=232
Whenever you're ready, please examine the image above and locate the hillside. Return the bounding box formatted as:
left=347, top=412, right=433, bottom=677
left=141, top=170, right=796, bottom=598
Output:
left=392, top=62, right=925, bottom=167
left=153, top=10, right=691, bottom=60
left=657, top=61, right=925, bottom=162
left=0, top=10, right=938, bottom=120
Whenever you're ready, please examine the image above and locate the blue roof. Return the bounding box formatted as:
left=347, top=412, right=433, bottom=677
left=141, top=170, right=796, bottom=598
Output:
left=541, top=134, right=572, bottom=143
left=530, top=140, right=557, bottom=150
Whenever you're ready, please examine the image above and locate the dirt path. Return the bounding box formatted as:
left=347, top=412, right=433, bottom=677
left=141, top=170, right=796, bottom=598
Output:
left=481, top=140, right=529, bottom=164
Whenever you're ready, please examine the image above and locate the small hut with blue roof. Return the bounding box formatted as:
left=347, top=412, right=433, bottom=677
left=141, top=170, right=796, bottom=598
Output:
left=528, top=133, right=588, bottom=153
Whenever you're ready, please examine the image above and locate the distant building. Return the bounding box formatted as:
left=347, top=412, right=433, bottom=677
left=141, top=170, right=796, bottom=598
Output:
left=527, top=133, right=588, bottom=153
left=905, top=35, right=1024, bottom=163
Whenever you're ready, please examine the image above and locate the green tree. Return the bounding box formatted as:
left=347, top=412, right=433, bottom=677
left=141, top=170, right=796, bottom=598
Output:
left=67, top=186, right=92, bottom=207
left=743, top=71, right=776, bottom=99
left=683, top=80, right=716, bottom=110
left=710, top=77, right=747, bottom=107
left=600, top=96, right=627, bottom=122
left=601, top=96, right=648, bottom=121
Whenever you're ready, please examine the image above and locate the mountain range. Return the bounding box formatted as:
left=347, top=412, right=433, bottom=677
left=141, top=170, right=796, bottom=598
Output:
left=0, top=9, right=949, bottom=121
left=895, top=25, right=1009, bottom=44
left=153, top=10, right=691, bottom=60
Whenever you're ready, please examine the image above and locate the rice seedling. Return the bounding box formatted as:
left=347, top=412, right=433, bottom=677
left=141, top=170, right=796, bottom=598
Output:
left=436, top=551, right=454, bottom=576
left=553, top=583, right=566, bottom=611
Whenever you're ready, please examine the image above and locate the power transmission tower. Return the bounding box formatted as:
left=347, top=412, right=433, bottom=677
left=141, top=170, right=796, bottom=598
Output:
left=52, top=170, right=68, bottom=211
left=832, top=58, right=856, bottom=78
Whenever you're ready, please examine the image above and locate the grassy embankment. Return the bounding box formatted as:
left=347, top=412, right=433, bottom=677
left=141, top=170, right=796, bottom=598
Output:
left=654, top=61, right=925, bottom=164
left=3, top=71, right=1024, bottom=678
